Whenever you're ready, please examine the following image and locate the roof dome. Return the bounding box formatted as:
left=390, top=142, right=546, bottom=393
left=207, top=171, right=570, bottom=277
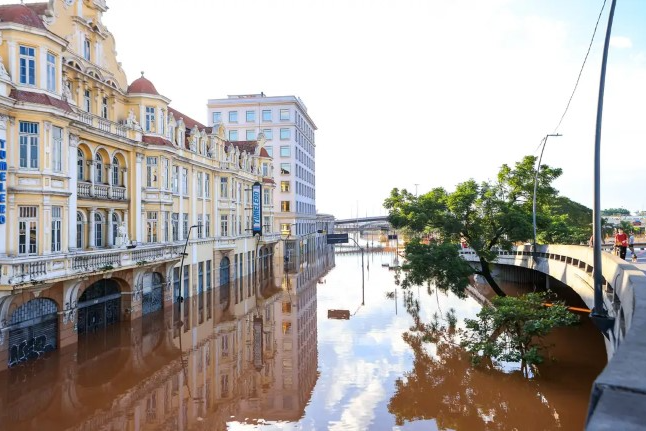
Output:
left=127, top=72, right=159, bottom=95
left=0, top=4, right=47, bottom=30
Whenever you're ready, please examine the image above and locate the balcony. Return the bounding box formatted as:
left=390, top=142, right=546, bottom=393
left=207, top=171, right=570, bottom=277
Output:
left=214, top=237, right=236, bottom=250
left=0, top=244, right=184, bottom=288
left=77, top=182, right=128, bottom=201
left=75, top=111, right=133, bottom=140
left=260, top=233, right=281, bottom=243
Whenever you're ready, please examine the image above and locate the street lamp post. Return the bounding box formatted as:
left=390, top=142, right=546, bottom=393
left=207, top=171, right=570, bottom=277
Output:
left=177, top=224, right=198, bottom=303
left=347, top=236, right=365, bottom=305
left=591, top=0, right=617, bottom=335
left=533, top=133, right=562, bottom=254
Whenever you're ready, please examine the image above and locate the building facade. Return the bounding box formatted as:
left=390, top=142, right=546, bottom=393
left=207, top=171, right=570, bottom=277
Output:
left=0, top=0, right=279, bottom=371
left=206, top=94, right=321, bottom=267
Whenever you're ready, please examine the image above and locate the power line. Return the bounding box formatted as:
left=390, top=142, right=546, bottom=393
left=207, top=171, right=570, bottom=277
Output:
left=553, top=0, right=608, bottom=133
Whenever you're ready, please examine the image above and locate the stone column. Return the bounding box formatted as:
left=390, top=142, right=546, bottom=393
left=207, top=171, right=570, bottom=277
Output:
left=89, top=207, right=96, bottom=248
left=89, top=159, right=95, bottom=197
left=0, top=115, right=9, bottom=255
left=107, top=208, right=114, bottom=247
left=68, top=134, right=79, bottom=251
left=106, top=163, right=113, bottom=199
left=124, top=210, right=129, bottom=245
left=135, top=153, right=144, bottom=242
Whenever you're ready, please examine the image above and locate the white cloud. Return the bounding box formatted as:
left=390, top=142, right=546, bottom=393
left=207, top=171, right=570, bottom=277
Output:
left=611, top=36, right=633, bottom=49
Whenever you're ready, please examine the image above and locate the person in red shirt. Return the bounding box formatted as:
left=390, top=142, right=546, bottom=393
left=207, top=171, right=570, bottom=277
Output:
left=615, top=228, right=628, bottom=260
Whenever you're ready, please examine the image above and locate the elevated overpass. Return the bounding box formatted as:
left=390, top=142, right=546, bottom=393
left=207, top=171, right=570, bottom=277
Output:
left=459, top=244, right=646, bottom=429
left=334, top=216, right=391, bottom=232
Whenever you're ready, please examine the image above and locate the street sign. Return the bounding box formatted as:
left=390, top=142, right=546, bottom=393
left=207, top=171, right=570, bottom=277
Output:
left=252, top=182, right=262, bottom=235
left=388, top=234, right=398, bottom=240
left=327, top=233, right=349, bottom=244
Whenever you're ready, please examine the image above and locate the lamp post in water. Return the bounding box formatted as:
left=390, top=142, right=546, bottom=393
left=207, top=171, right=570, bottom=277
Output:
left=348, top=236, right=365, bottom=305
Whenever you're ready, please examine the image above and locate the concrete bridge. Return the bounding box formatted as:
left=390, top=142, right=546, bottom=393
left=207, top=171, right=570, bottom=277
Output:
left=334, top=216, right=391, bottom=232
left=459, top=244, right=646, bottom=429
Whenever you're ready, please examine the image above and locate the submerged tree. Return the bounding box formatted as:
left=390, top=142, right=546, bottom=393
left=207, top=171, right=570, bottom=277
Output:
left=384, top=155, right=563, bottom=296
left=461, top=292, right=579, bottom=375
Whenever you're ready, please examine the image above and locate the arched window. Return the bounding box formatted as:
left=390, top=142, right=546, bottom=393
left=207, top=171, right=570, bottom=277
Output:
left=77, top=149, right=84, bottom=181
left=112, top=212, right=119, bottom=245
left=112, top=157, right=120, bottom=186
left=76, top=211, right=84, bottom=249
left=95, top=153, right=103, bottom=183
left=95, top=212, right=104, bottom=247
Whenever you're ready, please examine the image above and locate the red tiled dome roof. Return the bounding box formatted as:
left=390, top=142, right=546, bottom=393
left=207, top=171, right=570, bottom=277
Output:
left=127, top=73, right=159, bottom=95
left=0, top=4, right=47, bottom=30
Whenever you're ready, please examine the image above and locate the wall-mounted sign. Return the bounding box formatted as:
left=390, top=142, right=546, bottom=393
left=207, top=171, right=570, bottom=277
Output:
left=252, top=181, right=262, bottom=236
left=0, top=139, right=6, bottom=225
left=253, top=316, right=263, bottom=371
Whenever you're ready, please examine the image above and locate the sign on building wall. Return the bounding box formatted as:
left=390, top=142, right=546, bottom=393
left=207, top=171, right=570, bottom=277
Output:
left=253, top=316, right=263, bottom=371
left=0, top=139, right=6, bottom=224
left=252, top=182, right=262, bottom=235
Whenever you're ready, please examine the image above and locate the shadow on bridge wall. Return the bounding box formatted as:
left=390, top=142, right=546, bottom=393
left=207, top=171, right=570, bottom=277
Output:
left=460, top=244, right=646, bottom=430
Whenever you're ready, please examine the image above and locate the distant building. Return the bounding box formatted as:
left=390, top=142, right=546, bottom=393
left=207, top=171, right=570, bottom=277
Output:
left=207, top=94, right=320, bottom=265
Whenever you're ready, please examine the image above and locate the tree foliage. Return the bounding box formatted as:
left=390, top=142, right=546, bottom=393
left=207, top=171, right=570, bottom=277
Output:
left=461, top=292, right=578, bottom=375
left=384, top=155, right=563, bottom=296
left=602, top=208, right=631, bottom=216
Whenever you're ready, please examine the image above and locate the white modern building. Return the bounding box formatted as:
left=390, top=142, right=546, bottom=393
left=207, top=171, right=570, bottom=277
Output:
left=207, top=94, right=319, bottom=266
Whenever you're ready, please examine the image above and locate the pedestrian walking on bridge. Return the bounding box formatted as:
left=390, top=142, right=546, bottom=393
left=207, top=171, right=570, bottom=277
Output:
left=615, top=228, right=628, bottom=260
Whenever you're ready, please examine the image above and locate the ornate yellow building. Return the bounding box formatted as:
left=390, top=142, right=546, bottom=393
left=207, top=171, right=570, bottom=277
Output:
left=0, top=0, right=279, bottom=371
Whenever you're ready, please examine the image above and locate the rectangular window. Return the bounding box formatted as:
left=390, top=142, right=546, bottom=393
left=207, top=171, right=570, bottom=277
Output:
left=280, top=223, right=291, bottom=234
left=161, top=157, right=169, bottom=190
left=220, top=215, right=228, bottom=237
left=19, top=121, right=39, bottom=169
left=206, top=260, right=212, bottom=290
left=52, top=126, right=63, bottom=172
left=262, top=163, right=269, bottom=177
left=264, top=188, right=271, bottom=204
left=280, top=109, right=290, bottom=121
left=205, top=174, right=210, bottom=198
left=101, top=97, right=108, bottom=119
left=197, top=172, right=203, bottom=198
left=229, top=130, right=238, bottom=141
left=280, top=128, right=290, bottom=140
left=262, top=128, right=273, bottom=140
left=205, top=214, right=211, bottom=237
left=246, top=110, right=255, bottom=122
left=280, top=146, right=291, bottom=157
left=147, top=212, right=158, bottom=243
left=164, top=211, right=170, bottom=242
left=212, top=112, right=221, bottom=123
left=246, top=130, right=255, bottom=141
left=172, top=165, right=179, bottom=193
left=220, top=177, right=228, bottom=198
left=263, top=216, right=270, bottom=233
left=172, top=213, right=179, bottom=241
left=280, top=181, right=290, bottom=192
left=262, top=110, right=271, bottom=122
left=265, top=146, right=273, bottom=158
left=146, top=157, right=157, bottom=187
left=19, top=46, right=35, bottom=85
left=182, top=213, right=189, bottom=239
left=280, top=163, right=290, bottom=175
left=18, top=206, right=38, bottom=255
left=228, top=111, right=238, bottom=123
left=83, top=37, right=91, bottom=61
left=145, top=106, right=155, bottom=132
left=182, top=168, right=188, bottom=194
left=46, top=52, right=56, bottom=92
left=51, top=206, right=62, bottom=252
left=81, top=90, right=92, bottom=114
left=281, top=201, right=291, bottom=212
left=197, top=214, right=203, bottom=238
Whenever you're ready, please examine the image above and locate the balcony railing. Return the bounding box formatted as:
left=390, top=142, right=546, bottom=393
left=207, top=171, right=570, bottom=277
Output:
left=77, top=182, right=127, bottom=201
left=1, top=244, right=183, bottom=287
left=75, top=110, right=136, bottom=140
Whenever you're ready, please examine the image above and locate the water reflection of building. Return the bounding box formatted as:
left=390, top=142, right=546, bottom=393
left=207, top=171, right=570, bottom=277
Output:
left=0, top=0, right=279, bottom=372
left=0, top=248, right=334, bottom=430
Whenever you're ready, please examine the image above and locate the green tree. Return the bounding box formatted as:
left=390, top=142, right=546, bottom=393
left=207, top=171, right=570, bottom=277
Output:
left=601, top=208, right=630, bottom=216
left=618, top=220, right=634, bottom=235
left=461, top=292, right=578, bottom=375
left=384, top=155, right=562, bottom=296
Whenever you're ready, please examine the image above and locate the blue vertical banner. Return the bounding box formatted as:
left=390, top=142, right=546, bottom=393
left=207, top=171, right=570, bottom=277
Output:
left=0, top=138, right=6, bottom=224
left=252, top=181, right=262, bottom=235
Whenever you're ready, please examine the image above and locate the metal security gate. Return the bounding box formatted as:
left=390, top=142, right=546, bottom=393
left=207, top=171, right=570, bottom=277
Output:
left=142, top=272, right=164, bottom=316
left=7, top=299, right=58, bottom=367
left=78, top=279, right=121, bottom=334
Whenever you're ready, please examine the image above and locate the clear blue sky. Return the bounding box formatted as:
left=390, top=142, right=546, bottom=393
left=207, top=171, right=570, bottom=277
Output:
left=8, top=0, right=646, bottom=218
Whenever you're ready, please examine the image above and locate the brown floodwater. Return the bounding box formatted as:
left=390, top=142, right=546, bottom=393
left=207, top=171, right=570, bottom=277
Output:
left=0, top=251, right=606, bottom=430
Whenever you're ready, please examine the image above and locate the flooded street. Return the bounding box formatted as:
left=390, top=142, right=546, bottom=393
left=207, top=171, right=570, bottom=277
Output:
left=0, top=250, right=606, bottom=430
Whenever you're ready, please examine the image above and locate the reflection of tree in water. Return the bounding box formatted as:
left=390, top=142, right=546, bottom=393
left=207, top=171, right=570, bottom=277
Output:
left=388, top=291, right=570, bottom=430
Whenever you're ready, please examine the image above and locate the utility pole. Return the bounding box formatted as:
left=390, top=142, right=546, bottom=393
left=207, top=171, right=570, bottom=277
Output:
left=414, top=183, right=419, bottom=196
left=533, top=133, right=561, bottom=253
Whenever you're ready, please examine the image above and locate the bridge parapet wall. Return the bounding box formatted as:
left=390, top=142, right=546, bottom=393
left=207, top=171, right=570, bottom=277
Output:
left=459, top=244, right=646, bottom=429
